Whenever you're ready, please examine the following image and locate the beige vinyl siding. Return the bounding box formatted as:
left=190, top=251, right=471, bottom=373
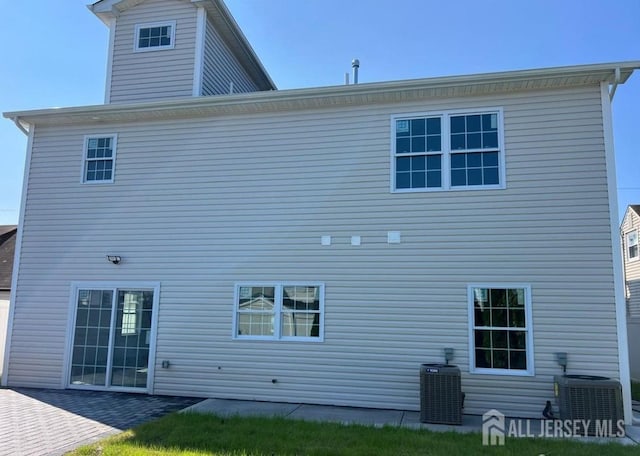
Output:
left=201, top=15, right=259, bottom=95
left=622, top=209, right=640, bottom=320
left=109, top=0, right=197, bottom=103
left=622, top=208, right=640, bottom=379
left=8, top=85, right=618, bottom=417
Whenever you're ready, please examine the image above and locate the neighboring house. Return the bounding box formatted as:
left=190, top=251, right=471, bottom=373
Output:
left=0, top=225, right=17, bottom=378
left=1, top=0, right=639, bottom=423
left=622, top=205, right=640, bottom=380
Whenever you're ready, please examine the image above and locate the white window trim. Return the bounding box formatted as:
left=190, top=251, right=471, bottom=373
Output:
left=62, top=281, right=161, bottom=393
left=626, top=230, right=639, bottom=262
left=390, top=108, right=506, bottom=193
left=81, top=134, right=117, bottom=184
left=467, top=283, right=535, bottom=377
left=134, top=20, right=177, bottom=52
left=233, top=282, right=325, bottom=342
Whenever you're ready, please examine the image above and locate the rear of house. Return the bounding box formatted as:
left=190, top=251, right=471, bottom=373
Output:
left=622, top=205, right=640, bottom=379
left=2, top=0, right=637, bottom=423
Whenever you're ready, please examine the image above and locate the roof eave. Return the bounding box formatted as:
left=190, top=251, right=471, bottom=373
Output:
left=5, top=61, right=640, bottom=127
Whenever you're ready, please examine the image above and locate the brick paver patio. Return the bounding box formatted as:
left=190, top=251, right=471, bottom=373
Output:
left=0, top=388, right=201, bottom=456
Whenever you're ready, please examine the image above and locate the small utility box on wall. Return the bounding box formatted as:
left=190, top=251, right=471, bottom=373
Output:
left=419, top=363, right=463, bottom=425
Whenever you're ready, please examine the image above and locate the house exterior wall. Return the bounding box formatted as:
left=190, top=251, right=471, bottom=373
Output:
left=6, top=84, right=620, bottom=417
left=201, top=14, right=259, bottom=95
left=622, top=208, right=640, bottom=379
left=0, top=291, right=9, bottom=379
left=108, top=0, right=197, bottom=103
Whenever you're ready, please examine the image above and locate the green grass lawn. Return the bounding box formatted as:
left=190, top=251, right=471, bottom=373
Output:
left=632, top=381, right=640, bottom=401
left=70, top=412, right=636, bottom=456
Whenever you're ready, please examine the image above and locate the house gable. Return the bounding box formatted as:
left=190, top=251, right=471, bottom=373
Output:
left=90, top=0, right=275, bottom=103
left=0, top=226, right=17, bottom=291
left=622, top=205, right=640, bottom=318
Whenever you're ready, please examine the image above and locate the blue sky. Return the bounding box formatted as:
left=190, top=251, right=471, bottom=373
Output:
left=1, top=0, right=638, bottom=225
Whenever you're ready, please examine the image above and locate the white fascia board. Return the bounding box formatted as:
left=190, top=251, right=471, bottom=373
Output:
left=5, top=61, right=640, bottom=127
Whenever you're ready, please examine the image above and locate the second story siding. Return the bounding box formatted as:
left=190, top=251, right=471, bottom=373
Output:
left=109, top=0, right=197, bottom=103
left=201, top=15, right=259, bottom=95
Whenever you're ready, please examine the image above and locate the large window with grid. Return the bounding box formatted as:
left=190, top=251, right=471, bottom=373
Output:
left=627, top=230, right=639, bottom=261
left=468, top=285, right=534, bottom=376
left=135, top=21, right=176, bottom=51
left=234, top=284, right=324, bottom=341
left=83, top=135, right=116, bottom=183
left=392, top=109, right=504, bottom=191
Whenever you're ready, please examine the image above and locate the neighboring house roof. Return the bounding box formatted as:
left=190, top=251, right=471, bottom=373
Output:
left=89, top=0, right=276, bottom=91
left=0, top=225, right=17, bottom=291
left=5, top=61, right=640, bottom=130
left=621, top=205, right=640, bottom=230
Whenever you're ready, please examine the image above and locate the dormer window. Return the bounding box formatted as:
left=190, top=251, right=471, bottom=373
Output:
left=134, top=21, right=176, bottom=52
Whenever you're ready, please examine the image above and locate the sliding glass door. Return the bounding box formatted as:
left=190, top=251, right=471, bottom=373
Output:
left=68, top=285, right=157, bottom=392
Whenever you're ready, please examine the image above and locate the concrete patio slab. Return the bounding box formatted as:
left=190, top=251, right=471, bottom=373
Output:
left=288, top=403, right=403, bottom=426
left=183, top=398, right=300, bottom=417
left=185, top=397, right=640, bottom=446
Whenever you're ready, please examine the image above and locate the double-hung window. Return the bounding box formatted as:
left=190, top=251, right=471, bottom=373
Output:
left=135, top=21, right=176, bottom=51
left=468, top=284, right=534, bottom=376
left=234, top=284, right=324, bottom=341
left=83, top=135, right=116, bottom=183
left=392, top=109, right=504, bottom=191
left=627, top=230, right=639, bottom=261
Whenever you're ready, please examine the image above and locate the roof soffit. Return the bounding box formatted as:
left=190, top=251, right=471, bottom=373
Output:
left=5, top=62, right=639, bottom=127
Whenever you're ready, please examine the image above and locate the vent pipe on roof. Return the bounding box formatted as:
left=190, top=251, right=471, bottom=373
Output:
left=352, top=58, right=360, bottom=84
left=345, top=72, right=350, bottom=85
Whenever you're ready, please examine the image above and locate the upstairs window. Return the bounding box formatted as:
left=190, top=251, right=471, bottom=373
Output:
left=83, top=135, right=116, bottom=183
left=627, top=231, right=639, bottom=261
left=392, top=109, right=504, bottom=192
left=135, top=21, right=176, bottom=51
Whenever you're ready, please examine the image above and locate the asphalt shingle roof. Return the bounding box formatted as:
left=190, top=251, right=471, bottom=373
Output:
left=0, top=225, right=17, bottom=290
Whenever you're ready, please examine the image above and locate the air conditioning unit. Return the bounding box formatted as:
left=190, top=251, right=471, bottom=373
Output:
left=554, top=375, right=623, bottom=435
left=420, top=363, right=463, bottom=425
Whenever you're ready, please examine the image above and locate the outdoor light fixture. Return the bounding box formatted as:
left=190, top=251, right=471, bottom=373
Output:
left=555, top=352, right=568, bottom=374
left=444, top=347, right=455, bottom=365
left=106, top=255, right=121, bottom=265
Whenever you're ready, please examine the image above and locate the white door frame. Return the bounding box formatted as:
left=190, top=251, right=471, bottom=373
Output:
left=63, top=281, right=161, bottom=394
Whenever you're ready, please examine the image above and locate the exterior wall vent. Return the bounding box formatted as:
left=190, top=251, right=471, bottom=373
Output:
left=554, top=374, right=623, bottom=434
left=419, top=363, right=463, bottom=425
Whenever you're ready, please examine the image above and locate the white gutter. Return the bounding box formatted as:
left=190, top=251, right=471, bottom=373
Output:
left=11, top=117, right=29, bottom=136
left=4, top=61, right=640, bottom=126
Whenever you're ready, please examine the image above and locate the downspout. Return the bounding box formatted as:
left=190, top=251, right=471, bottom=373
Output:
left=609, top=67, right=621, bottom=101
left=601, top=81, right=634, bottom=425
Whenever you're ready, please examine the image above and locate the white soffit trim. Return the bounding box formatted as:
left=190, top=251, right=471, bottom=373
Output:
left=5, top=61, right=640, bottom=127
